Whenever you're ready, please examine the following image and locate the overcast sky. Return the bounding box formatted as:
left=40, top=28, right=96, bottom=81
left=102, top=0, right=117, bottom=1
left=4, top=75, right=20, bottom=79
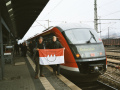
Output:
left=21, top=0, right=120, bottom=42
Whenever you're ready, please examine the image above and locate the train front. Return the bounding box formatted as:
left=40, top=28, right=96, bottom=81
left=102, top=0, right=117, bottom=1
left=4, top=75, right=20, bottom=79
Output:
left=63, top=28, right=107, bottom=75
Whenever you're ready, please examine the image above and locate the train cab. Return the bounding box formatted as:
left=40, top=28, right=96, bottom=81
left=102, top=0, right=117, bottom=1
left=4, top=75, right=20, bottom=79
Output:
left=28, top=23, right=107, bottom=80
left=55, top=23, right=107, bottom=75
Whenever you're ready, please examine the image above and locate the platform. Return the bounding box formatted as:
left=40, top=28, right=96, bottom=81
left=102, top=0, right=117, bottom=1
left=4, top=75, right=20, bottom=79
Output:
left=0, top=53, right=81, bottom=90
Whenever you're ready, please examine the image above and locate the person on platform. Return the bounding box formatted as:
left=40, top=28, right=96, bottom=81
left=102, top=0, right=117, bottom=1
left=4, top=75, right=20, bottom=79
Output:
left=19, top=43, right=22, bottom=56
left=21, top=42, right=27, bottom=57
left=29, top=41, right=33, bottom=56
left=49, top=36, right=63, bottom=75
left=21, top=43, right=24, bottom=56
left=24, top=42, right=27, bottom=57
left=34, top=37, right=45, bottom=79
left=14, top=42, right=19, bottom=55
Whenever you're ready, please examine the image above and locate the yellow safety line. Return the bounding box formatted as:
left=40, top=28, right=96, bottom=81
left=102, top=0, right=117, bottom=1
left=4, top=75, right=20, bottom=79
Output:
left=45, top=66, right=82, bottom=90
left=27, top=55, right=55, bottom=90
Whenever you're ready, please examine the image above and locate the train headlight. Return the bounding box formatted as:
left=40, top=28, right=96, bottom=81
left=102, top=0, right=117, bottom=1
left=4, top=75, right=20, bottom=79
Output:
left=76, top=54, right=80, bottom=58
left=94, top=66, right=99, bottom=71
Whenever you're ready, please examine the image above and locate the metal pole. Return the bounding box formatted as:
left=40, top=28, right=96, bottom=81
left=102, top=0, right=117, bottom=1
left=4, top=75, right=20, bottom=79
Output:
left=99, top=17, right=101, bottom=37
left=0, top=4, right=4, bottom=80
left=9, top=32, right=12, bottom=45
left=8, top=32, right=10, bottom=45
left=94, top=0, right=98, bottom=32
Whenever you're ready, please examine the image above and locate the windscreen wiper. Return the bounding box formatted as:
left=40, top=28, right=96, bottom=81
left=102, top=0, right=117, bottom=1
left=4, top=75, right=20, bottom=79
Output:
left=86, top=31, right=97, bottom=43
left=86, top=36, right=92, bottom=43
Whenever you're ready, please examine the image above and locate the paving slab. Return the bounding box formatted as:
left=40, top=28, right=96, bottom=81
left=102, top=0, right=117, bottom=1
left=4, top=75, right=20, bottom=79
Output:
left=0, top=53, right=81, bottom=90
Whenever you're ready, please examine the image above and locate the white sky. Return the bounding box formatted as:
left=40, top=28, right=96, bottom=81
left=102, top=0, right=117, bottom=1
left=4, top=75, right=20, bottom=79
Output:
left=21, top=0, right=120, bottom=42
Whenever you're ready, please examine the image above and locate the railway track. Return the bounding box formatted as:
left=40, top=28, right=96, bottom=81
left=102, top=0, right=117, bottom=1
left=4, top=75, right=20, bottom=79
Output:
left=97, top=59, right=120, bottom=90
left=62, top=74, right=117, bottom=90
left=99, top=72, right=120, bottom=90
left=105, top=47, right=120, bottom=51
left=107, top=59, right=120, bottom=68
left=105, top=47, right=120, bottom=59
left=103, top=47, right=120, bottom=89
left=100, top=73, right=120, bottom=84
left=76, top=80, right=117, bottom=90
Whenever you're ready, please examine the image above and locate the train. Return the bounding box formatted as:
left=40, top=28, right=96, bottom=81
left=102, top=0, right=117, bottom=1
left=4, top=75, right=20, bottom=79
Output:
left=102, top=39, right=120, bottom=47
left=28, top=23, right=107, bottom=81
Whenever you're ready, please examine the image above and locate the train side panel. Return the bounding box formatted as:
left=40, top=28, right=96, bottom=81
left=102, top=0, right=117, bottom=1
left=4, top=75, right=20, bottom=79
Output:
left=51, top=27, right=78, bottom=68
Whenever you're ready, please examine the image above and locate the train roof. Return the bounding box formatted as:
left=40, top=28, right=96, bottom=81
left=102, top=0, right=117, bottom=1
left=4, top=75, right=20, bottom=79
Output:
left=28, top=23, right=93, bottom=41
left=56, top=23, right=92, bottom=32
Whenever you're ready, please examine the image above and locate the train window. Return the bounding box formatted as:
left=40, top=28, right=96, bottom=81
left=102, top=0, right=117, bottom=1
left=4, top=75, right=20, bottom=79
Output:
left=64, top=29, right=102, bottom=44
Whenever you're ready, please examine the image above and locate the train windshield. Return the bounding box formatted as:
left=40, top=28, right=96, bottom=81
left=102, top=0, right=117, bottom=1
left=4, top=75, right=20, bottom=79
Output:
left=64, top=29, right=102, bottom=44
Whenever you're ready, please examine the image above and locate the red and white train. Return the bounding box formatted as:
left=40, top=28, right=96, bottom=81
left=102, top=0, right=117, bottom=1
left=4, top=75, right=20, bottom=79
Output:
left=28, top=23, right=107, bottom=80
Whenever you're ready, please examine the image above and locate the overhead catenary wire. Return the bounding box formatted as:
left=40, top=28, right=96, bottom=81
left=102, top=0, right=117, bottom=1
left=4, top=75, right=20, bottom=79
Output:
left=101, top=10, right=120, bottom=18
left=101, top=22, right=117, bottom=32
left=97, top=0, right=119, bottom=18
left=35, top=20, right=66, bottom=28
left=42, top=0, right=64, bottom=20
left=36, top=20, right=65, bottom=23
left=35, top=21, right=47, bottom=29
left=99, top=0, right=118, bottom=7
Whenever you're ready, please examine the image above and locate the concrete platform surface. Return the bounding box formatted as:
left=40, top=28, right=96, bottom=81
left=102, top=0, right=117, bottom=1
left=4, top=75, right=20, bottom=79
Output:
left=0, top=54, right=81, bottom=90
